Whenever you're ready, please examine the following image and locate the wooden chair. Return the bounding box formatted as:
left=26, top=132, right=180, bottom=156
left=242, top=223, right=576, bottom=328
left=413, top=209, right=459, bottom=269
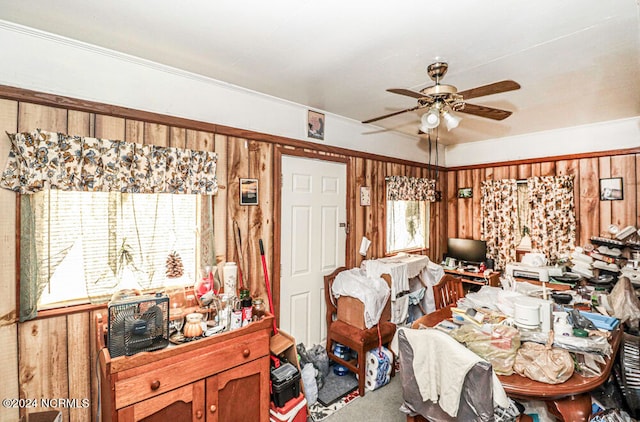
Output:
left=432, top=274, right=465, bottom=310
left=324, top=266, right=396, bottom=397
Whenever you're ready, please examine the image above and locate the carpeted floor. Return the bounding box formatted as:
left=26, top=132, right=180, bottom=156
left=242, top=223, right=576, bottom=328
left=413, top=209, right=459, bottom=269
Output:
left=316, top=373, right=405, bottom=422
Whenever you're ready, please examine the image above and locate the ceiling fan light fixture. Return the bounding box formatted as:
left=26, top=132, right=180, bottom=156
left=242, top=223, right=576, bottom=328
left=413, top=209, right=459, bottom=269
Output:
left=442, top=110, right=462, bottom=131
left=421, top=109, right=440, bottom=130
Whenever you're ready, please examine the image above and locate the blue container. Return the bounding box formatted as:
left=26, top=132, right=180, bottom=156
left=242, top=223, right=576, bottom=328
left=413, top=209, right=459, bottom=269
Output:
left=333, top=343, right=350, bottom=376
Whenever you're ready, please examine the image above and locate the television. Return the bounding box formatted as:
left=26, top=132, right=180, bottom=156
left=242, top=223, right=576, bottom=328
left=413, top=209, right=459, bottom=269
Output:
left=446, top=238, right=487, bottom=265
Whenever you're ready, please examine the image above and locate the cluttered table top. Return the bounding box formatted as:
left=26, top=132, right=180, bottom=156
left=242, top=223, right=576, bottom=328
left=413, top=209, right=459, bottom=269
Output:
left=409, top=273, right=634, bottom=422
left=412, top=304, right=622, bottom=398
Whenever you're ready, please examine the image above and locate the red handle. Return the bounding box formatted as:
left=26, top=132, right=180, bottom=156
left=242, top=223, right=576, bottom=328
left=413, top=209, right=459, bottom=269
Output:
left=259, top=239, right=278, bottom=335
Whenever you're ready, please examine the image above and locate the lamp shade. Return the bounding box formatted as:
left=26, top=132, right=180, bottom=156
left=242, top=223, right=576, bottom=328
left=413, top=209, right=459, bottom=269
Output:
left=442, top=111, right=461, bottom=131
left=420, top=110, right=440, bottom=132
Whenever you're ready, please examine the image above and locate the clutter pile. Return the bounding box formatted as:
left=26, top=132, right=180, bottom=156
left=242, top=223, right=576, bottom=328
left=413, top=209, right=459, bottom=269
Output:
left=440, top=224, right=640, bottom=418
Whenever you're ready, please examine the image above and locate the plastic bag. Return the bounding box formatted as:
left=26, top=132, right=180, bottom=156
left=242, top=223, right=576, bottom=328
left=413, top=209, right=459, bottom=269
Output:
left=301, top=363, right=318, bottom=405
left=519, top=329, right=612, bottom=356
left=307, top=344, right=329, bottom=375
left=450, top=324, right=520, bottom=375
left=513, top=332, right=574, bottom=384
left=568, top=308, right=596, bottom=331
left=608, top=276, right=640, bottom=329
left=297, top=343, right=328, bottom=389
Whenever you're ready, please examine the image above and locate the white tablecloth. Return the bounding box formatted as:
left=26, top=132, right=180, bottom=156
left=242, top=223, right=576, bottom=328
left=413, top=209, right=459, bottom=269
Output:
left=364, top=253, right=436, bottom=324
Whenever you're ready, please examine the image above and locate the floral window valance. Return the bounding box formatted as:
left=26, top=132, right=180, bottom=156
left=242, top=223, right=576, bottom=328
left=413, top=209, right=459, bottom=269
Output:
left=0, top=129, right=218, bottom=195
left=386, top=176, right=436, bottom=202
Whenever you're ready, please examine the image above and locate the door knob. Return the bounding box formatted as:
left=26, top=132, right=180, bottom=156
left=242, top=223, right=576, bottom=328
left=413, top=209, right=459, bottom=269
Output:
left=210, top=405, right=217, bottom=413
left=195, top=409, right=203, bottom=419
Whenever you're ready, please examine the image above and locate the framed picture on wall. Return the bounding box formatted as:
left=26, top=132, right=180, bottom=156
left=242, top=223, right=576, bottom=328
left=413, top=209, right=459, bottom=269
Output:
left=307, top=110, right=325, bottom=140
left=240, top=178, right=258, bottom=205
left=458, top=187, right=473, bottom=198
left=600, top=177, right=623, bottom=201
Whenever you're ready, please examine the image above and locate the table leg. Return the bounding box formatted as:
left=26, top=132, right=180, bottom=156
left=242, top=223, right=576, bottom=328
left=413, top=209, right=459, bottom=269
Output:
left=545, top=393, right=592, bottom=422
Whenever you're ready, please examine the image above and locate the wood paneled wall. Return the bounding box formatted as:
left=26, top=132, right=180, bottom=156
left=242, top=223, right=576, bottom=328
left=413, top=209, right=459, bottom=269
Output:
left=2, top=86, right=635, bottom=422
left=349, top=157, right=447, bottom=266
left=0, top=89, right=440, bottom=422
left=447, top=154, right=640, bottom=248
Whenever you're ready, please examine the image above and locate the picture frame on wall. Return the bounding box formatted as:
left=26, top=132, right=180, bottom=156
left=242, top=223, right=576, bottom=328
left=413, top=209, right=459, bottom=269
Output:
left=458, top=187, right=473, bottom=198
left=600, top=177, right=623, bottom=201
left=307, top=110, right=325, bottom=140
left=240, top=178, right=258, bottom=205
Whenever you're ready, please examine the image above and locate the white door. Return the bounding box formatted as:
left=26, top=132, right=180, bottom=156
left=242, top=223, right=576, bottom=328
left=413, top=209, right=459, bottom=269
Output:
left=280, top=156, right=346, bottom=347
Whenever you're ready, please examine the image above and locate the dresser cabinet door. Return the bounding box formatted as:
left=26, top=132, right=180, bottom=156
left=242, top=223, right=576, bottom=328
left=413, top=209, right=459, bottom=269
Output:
left=206, top=356, right=270, bottom=422
left=117, top=381, right=206, bottom=422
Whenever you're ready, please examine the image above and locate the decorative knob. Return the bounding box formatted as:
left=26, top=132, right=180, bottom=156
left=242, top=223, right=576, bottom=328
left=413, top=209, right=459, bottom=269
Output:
left=210, top=405, right=217, bottom=413
left=196, top=410, right=203, bottom=419
left=242, top=348, right=250, bottom=357
left=150, top=380, right=161, bottom=390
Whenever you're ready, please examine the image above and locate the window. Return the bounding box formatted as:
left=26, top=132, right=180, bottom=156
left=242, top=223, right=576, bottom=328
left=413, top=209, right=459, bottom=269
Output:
left=386, top=200, right=429, bottom=253
left=26, top=190, right=200, bottom=310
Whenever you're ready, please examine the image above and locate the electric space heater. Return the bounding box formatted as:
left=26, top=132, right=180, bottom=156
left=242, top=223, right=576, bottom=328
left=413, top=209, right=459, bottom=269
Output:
left=107, top=293, right=170, bottom=358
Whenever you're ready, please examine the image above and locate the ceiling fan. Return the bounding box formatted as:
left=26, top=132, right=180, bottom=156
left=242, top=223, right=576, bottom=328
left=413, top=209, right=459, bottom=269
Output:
left=362, top=61, right=521, bottom=132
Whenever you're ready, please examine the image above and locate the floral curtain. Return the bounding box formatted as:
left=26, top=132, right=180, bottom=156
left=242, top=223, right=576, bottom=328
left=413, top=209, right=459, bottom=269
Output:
left=2, top=129, right=218, bottom=321
left=0, top=129, right=218, bottom=195
left=527, top=176, right=576, bottom=262
left=386, top=176, right=436, bottom=201
left=480, top=179, right=519, bottom=270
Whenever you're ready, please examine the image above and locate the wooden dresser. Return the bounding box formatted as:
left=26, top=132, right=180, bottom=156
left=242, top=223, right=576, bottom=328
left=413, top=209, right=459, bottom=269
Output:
left=96, top=313, right=273, bottom=422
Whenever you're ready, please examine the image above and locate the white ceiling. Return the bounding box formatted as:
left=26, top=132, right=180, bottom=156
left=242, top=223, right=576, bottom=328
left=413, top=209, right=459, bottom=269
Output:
left=1, top=0, right=639, bottom=145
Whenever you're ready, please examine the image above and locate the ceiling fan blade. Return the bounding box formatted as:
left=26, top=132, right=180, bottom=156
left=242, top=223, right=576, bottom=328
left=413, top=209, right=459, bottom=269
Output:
left=459, top=103, right=512, bottom=120
left=387, top=88, right=424, bottom=99
left=457, top=80, right=520, bottom=100
left=362, top=106, right=420, bottom=124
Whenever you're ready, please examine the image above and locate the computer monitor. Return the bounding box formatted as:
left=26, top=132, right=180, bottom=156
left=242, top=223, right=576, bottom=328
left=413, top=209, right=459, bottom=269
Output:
left=446, top=238, right=487, bottom=265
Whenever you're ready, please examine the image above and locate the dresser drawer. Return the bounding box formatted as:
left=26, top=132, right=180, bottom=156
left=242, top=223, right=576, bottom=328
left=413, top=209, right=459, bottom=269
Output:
left=114, top=333, right=269, bottom=409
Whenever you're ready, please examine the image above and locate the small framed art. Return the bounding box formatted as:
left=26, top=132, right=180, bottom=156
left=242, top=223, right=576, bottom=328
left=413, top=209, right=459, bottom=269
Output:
left=600, top=177, right=623, bottom=201
left=307, top=110, right=325, bottom=140
left=240, top=178, right=258, bottom=205
left=458, top=187, right=473, bottom=198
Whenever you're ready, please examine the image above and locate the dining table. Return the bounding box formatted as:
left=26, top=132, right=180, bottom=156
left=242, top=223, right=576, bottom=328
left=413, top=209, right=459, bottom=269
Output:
left=412, top=306, right=622, bottom=422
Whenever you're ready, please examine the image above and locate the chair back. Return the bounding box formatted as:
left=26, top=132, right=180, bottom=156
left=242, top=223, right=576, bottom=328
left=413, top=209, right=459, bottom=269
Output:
left=324, top=266, right=347, bottom=332
left=324, top=267, right=393, bottom=330
left=432, top=274, right=465, bottom=310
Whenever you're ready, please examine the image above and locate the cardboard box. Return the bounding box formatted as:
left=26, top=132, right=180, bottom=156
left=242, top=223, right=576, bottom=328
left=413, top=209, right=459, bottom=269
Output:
left=337, top=296, right=390, bottom=329
left=269, top=329, right=308, bottom=415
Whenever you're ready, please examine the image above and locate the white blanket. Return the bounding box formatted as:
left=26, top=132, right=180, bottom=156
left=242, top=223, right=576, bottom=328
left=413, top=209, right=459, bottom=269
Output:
left=392, top=328, right=510, bottom=417
left=332, top=268, right=390, bottom=329
left=364, top=259, right=409, bottom=298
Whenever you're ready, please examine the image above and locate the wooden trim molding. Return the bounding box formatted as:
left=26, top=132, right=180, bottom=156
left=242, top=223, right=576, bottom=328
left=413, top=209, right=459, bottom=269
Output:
left=0, top=84, right=443, bottom=171
left=36, top=302, right=107, bottom=320
left=271, top=146, right=350, bottom=325
left=448, top=147, right=640, bottom=171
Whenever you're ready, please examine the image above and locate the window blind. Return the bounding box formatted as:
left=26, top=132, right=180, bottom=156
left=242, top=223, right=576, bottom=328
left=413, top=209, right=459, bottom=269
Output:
left=35, top=190, right=198, bottom=307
